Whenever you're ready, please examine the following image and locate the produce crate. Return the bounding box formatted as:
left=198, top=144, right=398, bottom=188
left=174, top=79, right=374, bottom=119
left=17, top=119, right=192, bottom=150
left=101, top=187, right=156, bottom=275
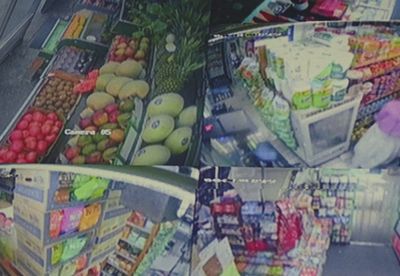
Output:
left=62, top=10, right=92, bottom=41
left=15, top=225, right=94, bottom=273
left=111, top=0, right=140, bottom=36
left=13, top=196, right=104, bottom=246
left=31, top=71, right=83, bottom=121
left=129, top=66, right=205, bottom=166
left=40, top=19, right=69, bottom=59
left=13, top=169, right=110, bottom=212
left=80, top=12, right=109, bottom=45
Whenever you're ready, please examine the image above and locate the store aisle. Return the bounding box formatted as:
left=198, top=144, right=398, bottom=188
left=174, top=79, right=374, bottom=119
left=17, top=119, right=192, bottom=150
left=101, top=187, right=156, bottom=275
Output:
left=324, top=244, right=400, bottom=276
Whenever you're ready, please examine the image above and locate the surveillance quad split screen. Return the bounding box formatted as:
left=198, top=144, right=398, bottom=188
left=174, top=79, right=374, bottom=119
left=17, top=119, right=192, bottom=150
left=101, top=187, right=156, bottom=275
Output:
left=0, top=1, right=400, bottom=276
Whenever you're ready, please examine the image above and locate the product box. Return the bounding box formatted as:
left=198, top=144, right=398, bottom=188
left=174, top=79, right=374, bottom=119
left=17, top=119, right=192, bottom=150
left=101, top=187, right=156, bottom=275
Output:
left=91, top=233, right=122, bottom=262
left=14, top=169, right=110, bottom=211
left=15, top=224, right=94, bottom=272
left=96, top=215, right=127, bottom=241
left=13, top=197, right=104, bottom=246
left=15, top=249, right=61, bottom=276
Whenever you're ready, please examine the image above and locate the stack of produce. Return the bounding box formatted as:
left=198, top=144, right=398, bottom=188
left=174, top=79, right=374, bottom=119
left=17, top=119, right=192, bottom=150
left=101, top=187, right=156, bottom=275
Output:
left=125, top=0, right=210, bottom=95
left=51, top=46, right=97, bottom=75
left=0, top=110, right=64, bottom=164
left=63, top=60, right=150, bottom=164
left=33, top=75, right=80, bottom=116
left=131, top=93, right=197, bottom=165
left=64, top=13, right=88, bottom=39
left=107, top=35, right=150, bottom=68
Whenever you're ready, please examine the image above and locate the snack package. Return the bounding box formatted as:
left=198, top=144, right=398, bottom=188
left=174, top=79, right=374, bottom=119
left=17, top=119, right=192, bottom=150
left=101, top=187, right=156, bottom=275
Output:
left=54, top=187, right=71, bottom=204
left=79, top=203, right=102, bottom=232
left=51, top=243, right=64, bottom=265
left=61, top=207, right=84, bottom=235
left=59, top=261, right=77, bottom=276
left=61, top=235, right=88, bottom=262
left=72, top=177, right=109, bottom=201
left=50, top=210, right=64, bottom=238
left=75, top=254, right=88, bottom=272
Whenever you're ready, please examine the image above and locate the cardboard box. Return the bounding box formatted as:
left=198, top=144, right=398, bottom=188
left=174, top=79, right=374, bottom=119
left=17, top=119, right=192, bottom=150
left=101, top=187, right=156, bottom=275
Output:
left=15, top=224, right=94, bottom=272
left=15, top=225, right=94, bottom=275
left=14, top=169, right=110, bottom=211
left=13, top=197, right=104, bottom=246
left=15, top=249, right=61, bottom=276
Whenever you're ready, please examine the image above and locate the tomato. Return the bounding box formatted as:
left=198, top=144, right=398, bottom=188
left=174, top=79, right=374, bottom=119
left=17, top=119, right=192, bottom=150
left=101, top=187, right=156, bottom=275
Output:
left=41, top=124, right=52, bottom=135
left=37, top=141, right=48, bottom=154
left=47, top=112, right=58, bottom=121
left=29, top=125, right=41, bottom=137
left=17, top=120, right=29, bottom=130
left=10, top=130, right=23, bottom=142
left=16, top=158, right=27, bottom=164
left=26, top=152, right=38, bottom=163
left=0, top=148, right=8, bottom=156
left=51, top=126, right=61, bottom=134
left=10, top=140, right=24, bottom=153
left=5, top=151, right=16, bottom=162
left=22, top=130, right=30, bottom=138
left=44, top=120, right=54, bottom=126
left=55, top=121, right=63, bottom=128
left=45, top=134, right=57, bottom=144
left=25, top=137, right=37, bottom=151
left=17, top=153, right=25, bottom=159
left=33, top=111, right=45, bottom=122
left=22, top=113, right=33, bottom=122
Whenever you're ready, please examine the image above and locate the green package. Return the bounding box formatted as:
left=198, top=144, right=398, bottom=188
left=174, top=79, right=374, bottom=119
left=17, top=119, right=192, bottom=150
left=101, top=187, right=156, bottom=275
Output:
left=72, top=177, right=109, bottom=201
left=60, top=236, right=88, bottom=262
left=51, top=243, right=64, bottom=265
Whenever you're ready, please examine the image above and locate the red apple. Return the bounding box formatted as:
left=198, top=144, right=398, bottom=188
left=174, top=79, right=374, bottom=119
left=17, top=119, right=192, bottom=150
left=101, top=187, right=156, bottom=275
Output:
left=109, top=110, right=120, bottom=124
left=65, top=146, right=80, bottom=161
left=79, top=117, right=92, bottom=129
left=92, top=110, right=109, bottom=127
left=104, top=103, right=119, bottom=114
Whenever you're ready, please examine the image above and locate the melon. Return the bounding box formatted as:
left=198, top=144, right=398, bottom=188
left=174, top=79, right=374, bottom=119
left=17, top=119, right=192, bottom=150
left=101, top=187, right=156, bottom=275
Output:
left=87, top=92, right=115, bottom=111
left=99, top=62, right=119, bottom=75
left=116, top=60, right=143, bottom=79
left=177, top=106, right=197, bottom=127
left=106, top=77, right=132, bottom=97
left=132, top=145, right=171, bottom=165
left=165, top=127, right=192, bottom=155
left=142, top=115, right=175, bottom=144
left=119, top=80, right=150, bottom=100
left=96, top=74, right=115, bottom=91
left=147, top=93, right=184, bottom=117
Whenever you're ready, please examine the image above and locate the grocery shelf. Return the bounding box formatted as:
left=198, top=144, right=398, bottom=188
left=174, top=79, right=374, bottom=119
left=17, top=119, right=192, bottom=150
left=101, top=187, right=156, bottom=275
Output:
left=352, top=53, right=400, bottom=70
left=115, top=251, right=136, bottom=263
left=106, top=260, right=129, bottom=275
left=126, top=221, right=151, bottom=235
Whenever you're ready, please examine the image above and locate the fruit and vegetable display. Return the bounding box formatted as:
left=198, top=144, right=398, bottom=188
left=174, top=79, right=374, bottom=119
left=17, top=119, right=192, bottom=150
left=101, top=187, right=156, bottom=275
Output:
left=33, top=75, right=81, bottom=117
left=107, top=35, right=150, bottom=68
left=62, top=60, right=150, bottom=164
left=132, top=93, right=197, bottom=166
left=0, top=110, right=64, bottom=164
left=125, top=0, right=210, bottom=95
left=1, top=0, right=208, bottom=166
left=63, top=13, right=89, bottom=40
left=50, top=46, right=97, bottom=75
